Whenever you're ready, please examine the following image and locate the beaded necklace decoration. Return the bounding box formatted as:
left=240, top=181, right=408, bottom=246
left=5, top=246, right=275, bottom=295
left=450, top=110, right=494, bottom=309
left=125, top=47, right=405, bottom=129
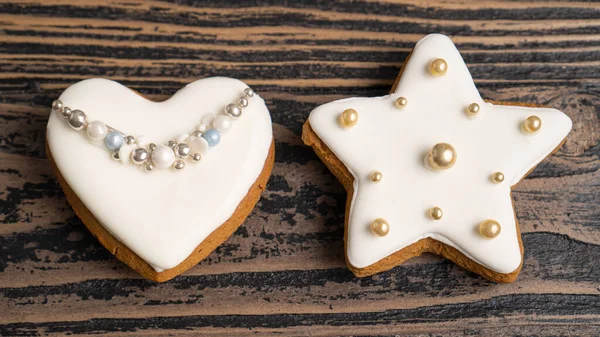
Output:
left=51, top=87, right=255, bottom=172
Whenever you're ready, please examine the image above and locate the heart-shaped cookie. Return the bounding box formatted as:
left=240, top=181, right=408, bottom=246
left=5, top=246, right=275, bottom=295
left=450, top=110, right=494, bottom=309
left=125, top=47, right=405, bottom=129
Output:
left=46, top=78, right=274, bottom=282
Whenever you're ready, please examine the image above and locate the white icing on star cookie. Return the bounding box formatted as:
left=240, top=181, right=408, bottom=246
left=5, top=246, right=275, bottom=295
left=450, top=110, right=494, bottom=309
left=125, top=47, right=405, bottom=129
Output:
left=308, top=34, right=572, bottom=274
left=47, top=78, right=272, bottom=271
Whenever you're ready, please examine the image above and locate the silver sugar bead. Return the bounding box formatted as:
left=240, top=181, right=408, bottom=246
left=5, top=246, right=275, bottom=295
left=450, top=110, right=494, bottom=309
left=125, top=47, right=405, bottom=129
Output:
left=225, top=103, right=242, bottom=118
left=192, top=130, right=202, bottom=137
left=68, top=109, right=87, bottom=130
left=126, top=135, right=136, bottom=145
left=145, top=163, right=154, bottom=172
left=238, top=96, right=249, bottom=108
left=176, top=143, right=191, bottom=157
left=131, top=147, right=149, bottom=165
left=191, top=153, right=201, bottom=162
left=52, top=100, right=63, bottom=112
left=173, top=160, right=185, bottom=170
left=61, top=107, right=72, bottom=117
left=166, top=140, right=177, bottom=149
left=112, top=152, right=120, bottom=160
left=243, top=88, right=254, bottom=98
left=148, top=143, right=157, bottom=151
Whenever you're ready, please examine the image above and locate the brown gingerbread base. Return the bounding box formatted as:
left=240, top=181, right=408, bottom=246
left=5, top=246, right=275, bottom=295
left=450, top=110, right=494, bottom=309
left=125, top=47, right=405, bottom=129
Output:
left=47, top=140, right=275, bottom=282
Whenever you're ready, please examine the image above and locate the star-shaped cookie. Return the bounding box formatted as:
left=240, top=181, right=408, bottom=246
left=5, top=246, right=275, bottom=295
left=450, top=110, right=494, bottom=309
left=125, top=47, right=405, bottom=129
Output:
left=302, top=34, right=572, bottom=282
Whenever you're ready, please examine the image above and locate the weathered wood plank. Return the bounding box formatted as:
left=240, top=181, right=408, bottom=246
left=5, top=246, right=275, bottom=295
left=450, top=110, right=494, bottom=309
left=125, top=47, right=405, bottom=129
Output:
left=1, top=292, right=599, bottom=335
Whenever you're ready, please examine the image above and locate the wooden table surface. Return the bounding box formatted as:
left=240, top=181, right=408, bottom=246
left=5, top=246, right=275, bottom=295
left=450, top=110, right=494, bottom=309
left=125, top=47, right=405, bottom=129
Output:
left=1, top=1, right=599, bottom=336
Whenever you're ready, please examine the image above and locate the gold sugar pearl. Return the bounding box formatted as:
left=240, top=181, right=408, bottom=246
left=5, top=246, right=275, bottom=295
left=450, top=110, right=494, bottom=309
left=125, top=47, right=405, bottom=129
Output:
left=338, top=109, right=359, bottom=128
left=467, top=103, right=480, bottom=116
left=479, top=219, right=501, bottom=239
left=395, top=97, right=408, bottom=108
left=491, top=172, right=505, bottom=183
left=428, top=207, right=443, bottom=220
left=371, top=218, right=390, bottom=237
left=427, top=143, right=457, bottom=170
left=429, top=58, right=448, bottom=76
left=522, top=115, right=542, bottom=134
left=370, top=171, right=383, bottom=182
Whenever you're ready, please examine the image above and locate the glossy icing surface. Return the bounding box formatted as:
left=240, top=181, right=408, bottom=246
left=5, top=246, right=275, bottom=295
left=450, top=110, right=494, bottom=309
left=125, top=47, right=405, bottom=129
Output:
left=47, top=78, right=273, bottom=271
left=308, top=34, right=572, bottom=274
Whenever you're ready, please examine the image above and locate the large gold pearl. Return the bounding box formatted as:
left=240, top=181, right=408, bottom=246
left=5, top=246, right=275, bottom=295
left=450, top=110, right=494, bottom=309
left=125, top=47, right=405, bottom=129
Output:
left=466, top=103, right=480, bottom=116
left=491, top=172, right=505, bottom=183
left=427, top=143, right=457, bottom=170
left=428, top=207, right=443, bottom=220
left=370, top=171, right=383, bottom=182
left=429, top=58, right=448, bottom=76
left=395, top=97, right=408, bottom=108
left=338, top=109, right=359, bottom=128
left=522, top=115, right=542, bottom=134
left=479, top=219, right=501, bottom=239
left=371, top=218, right=390, bottom=237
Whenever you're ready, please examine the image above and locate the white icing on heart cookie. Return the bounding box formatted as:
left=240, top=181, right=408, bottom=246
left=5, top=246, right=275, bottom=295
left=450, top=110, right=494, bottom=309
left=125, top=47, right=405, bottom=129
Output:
left=47, top=77, right=272, bottom=272
left=308, top=34, right=572, bottom=274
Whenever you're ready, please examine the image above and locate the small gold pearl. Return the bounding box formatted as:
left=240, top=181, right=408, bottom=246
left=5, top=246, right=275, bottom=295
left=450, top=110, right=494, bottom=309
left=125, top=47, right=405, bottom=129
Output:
left=491, top=172, right=505, bottom=183
left=370, top=171, right=383, bottom=182
left=429, top=58, right=448, bottom=76
left=427, top=143, right=457, bottom=170
left=395, top=97, right=408, bottom=108
left=428, top=207, right=443, bottom=220
left=479, top=219, right=501, bottom=239
left=338, top=109, right=359, bottom=128
left=371, top=218, right=390, bottom=237
left=466, top=103, right=480, bottom=116
left=522, top=115, right=542, bottom=134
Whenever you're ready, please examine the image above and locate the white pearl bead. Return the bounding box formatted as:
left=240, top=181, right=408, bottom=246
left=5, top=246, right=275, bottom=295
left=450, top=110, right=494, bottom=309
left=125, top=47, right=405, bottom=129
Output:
left=213, top=115, right=232, bottom=133
left=201, top=114, right=215, bottom=127
left=176, top=133, right=189, bottom=144
left=136, top=135, right=149, bottom=146
left=86, top=121, right=108, bottom=140
left=119, top=144, right=135, bottom=165
left=196, top=124, right=208, bottom=132
left=196, top=124, right=207, bottom=133
left=151, top=145, right=176, bottom=169
left=187, top=135, right=210, bottom=155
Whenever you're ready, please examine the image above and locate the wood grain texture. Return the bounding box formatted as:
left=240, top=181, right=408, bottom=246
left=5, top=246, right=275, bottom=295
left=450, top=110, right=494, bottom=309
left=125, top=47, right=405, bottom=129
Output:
left=0, top=0, right=598, bottom=336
